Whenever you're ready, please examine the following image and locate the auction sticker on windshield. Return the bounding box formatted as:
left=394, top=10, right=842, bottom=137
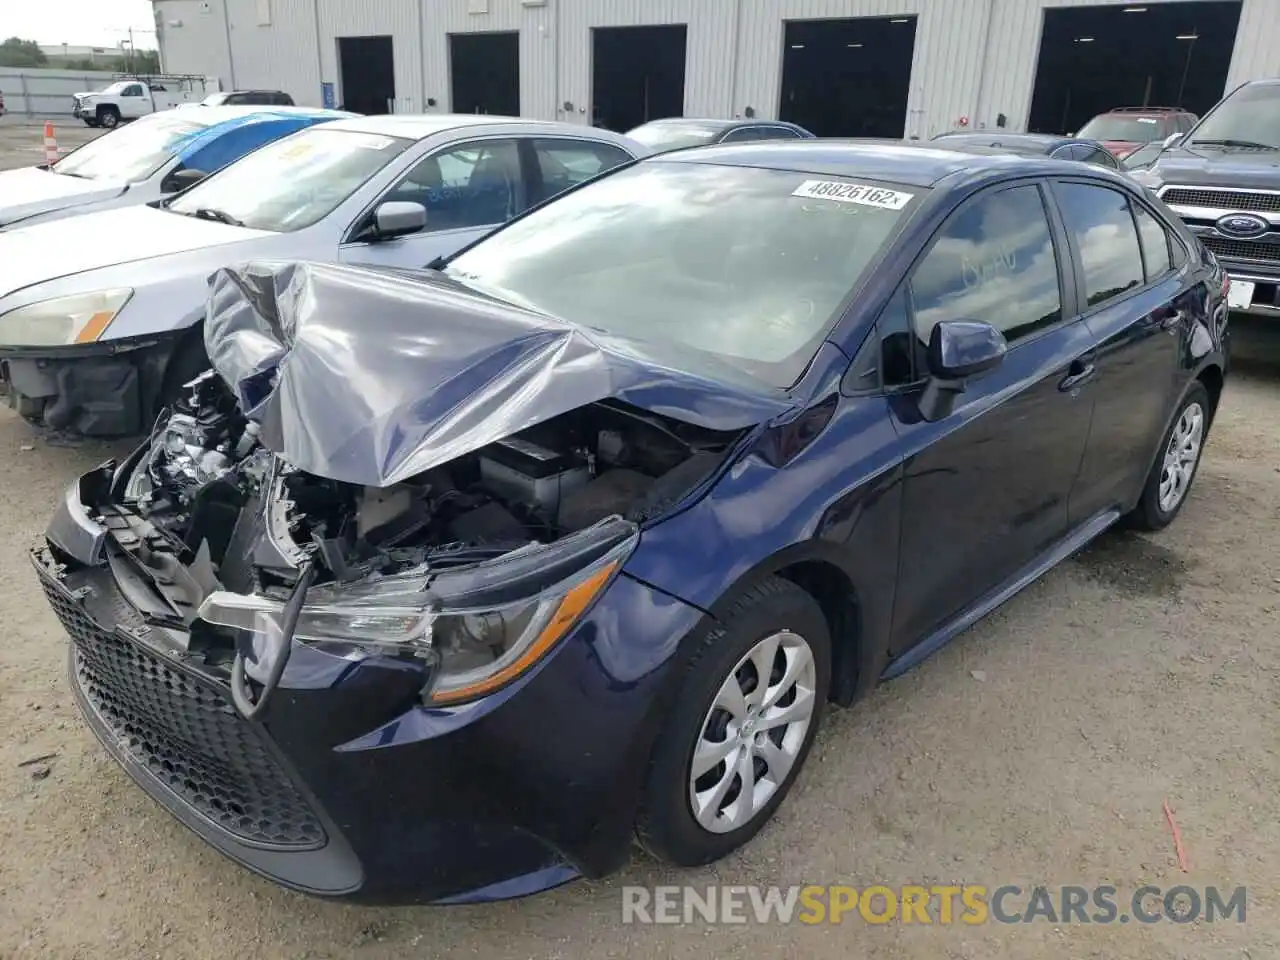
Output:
left=793, top=180, right=914, bottom=210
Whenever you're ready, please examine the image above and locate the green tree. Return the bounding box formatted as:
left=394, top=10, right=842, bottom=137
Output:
left=0, top=37, right=48, bottom=68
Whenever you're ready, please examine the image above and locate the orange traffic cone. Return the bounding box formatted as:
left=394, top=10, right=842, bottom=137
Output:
left=43, top=121, right=58, bottom=164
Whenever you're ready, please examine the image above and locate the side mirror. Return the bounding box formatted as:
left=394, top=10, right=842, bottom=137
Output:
left=162, top=168, right=208, bottom=193
left=919, top=320, right=1008, bottom=422
left=370, top=201, right=427, bottom=241
left=1163, top=133, right=1184, bottom=148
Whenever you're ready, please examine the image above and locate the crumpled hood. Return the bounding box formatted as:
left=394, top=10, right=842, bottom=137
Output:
left=1149, top=146, right=1280, bottom=190
left=0, top=205, right=271, bottom=299
left=205, top=260, right=797, bottom=488
left=0, top=167, right=127, bottom=227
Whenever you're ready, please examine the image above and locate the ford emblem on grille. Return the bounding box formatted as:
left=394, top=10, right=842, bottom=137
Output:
left=1216, top=213, right=1270, bottom=240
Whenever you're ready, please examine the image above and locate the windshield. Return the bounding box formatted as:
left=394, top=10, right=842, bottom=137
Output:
left=446, top=162, right=920, bottom=387
left=167, top=127, right=412, bottom=232
left=1189, top=83, right=1280, bottom=149
left=51, top=112, right=207, bottom=182
left=1077, top=115, right=1165, bottom=142
left=627, top=122, right=723, bottom=153
left=1122, top=141, right=1165, bottom=169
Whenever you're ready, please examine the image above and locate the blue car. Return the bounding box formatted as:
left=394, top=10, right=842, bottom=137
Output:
left=35, top=140, right=1228, bottom=904
left=0, top=105, right=354, bottom=230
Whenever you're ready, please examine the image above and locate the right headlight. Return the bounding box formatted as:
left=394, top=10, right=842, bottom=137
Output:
left=0, top=288, right=133, bottom=347
left=198, top=536, right=633, bottom=706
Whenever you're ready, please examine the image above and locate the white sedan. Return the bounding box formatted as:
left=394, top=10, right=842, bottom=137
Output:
left=0, top=115, right=649, bottom=436
left=0, top=106, right=353, bottom=230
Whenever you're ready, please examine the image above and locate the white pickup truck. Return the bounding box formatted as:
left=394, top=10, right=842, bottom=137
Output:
left=72, top=78, right=215, bottom=129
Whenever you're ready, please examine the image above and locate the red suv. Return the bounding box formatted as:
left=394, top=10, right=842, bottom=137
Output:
left=1076, top=107, right=1198, bottom=159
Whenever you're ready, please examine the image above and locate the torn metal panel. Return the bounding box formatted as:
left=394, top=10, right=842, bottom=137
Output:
left=205, top=260, right=795, bottom=487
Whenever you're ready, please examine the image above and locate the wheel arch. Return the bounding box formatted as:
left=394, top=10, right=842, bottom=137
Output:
left=1196, top=362, right=1224, bottom=424
left=699, top=540, right=877, bottom=709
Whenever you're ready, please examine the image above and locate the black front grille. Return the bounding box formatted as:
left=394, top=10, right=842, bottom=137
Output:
left=37, top=568, right=326, bottom=850
left=1162, top=187, right=1280, bottom=214
left=1201, top=236, right=1280, bottom=266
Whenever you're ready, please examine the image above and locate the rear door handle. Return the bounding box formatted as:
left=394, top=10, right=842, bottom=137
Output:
left=1059, top=361, right=1096, bottom=393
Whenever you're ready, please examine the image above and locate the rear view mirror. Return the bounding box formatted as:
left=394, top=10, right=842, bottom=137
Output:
left=919, top=320, right=1008, bottom=421
left=162, top=168, right=208, bottom=193
left=372, top=201, right=427, bottom=241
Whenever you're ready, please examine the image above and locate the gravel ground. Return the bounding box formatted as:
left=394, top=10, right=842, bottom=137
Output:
left=1, top=123, right=1278, bottom=958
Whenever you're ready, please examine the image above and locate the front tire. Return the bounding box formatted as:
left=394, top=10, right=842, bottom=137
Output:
left=98, top=108, right=120, bottom=129
left=637, top=576, right=831, bottom=866
left=1129, top=382, right=1210, bottom=531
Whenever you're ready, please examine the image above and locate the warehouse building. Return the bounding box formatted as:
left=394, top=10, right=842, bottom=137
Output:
left=151, top=0, right=1279, bottom=139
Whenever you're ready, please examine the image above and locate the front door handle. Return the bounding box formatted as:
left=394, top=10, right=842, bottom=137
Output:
left=1059, top=360, right=1096, bottom=393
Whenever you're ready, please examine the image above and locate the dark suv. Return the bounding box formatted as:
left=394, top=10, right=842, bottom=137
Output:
left=1133, top=80, right=1280, bottom=319
left=201, top=90, right=294, bottom=107
left=1076, top=107, right=1198, bottom=160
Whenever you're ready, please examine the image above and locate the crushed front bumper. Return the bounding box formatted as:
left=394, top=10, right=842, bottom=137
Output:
left=0, top=331, right=185, bottom=436
left=33, top=473, right=705, bottom=903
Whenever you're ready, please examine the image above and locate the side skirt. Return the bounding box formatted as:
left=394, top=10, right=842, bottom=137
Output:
left=880, top=508, right=1122, bottom=681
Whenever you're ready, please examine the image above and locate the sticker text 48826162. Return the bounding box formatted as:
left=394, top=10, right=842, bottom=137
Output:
left=792, top=180, right=915, bottom=211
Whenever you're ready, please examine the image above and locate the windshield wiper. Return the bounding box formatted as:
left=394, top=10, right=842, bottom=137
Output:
left=1189, top=138, right=1280, bottom=150
left=192, top=207, right=245, bottom=226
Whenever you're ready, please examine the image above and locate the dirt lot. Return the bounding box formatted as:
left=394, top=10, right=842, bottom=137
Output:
left=0, top=121, right=1278, bottom=959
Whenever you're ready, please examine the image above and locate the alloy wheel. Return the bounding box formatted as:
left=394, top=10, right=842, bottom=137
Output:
left=1158, top=401, right=1204, bottom=514
left=688, top=630, right=817, bottom=834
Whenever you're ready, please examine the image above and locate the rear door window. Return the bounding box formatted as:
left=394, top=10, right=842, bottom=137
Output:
left=1132, top=203, right=1174, bottom=280
left=1054, top=182, right=1145, bottom=307
left=529, top=138, right=633, bottom=203
left=720, top=127, right=766, bottom=143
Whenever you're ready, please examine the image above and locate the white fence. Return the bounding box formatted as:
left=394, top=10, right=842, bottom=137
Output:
left=0, top=67, right=118, bottom=118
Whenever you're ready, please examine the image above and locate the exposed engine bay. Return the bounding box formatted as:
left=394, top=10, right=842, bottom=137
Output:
left=114, top=371, right=737, bottom=612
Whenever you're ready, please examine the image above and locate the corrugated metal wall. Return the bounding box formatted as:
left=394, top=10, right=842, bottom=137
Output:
left=165, top=0, right=1280, bottom=133
left=155, top=0, right=234, bottom=84
left=316, top=0, right=423, bottom=111
left=226, top=0, right=321, bottom=100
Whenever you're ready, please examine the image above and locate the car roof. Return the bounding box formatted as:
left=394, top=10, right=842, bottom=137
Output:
left=323, top=113, right=618, bottom=141
left=183, top=105, right=353, bottom=125
left=654, top=138, right=1051, bottom=187
left=633, top=117, right=805, bottom=132
left=930, top=132, right=1093, bottom=153
left=1096, top=106, right=1191, bottom=116
left=634, top=117, right=737, bottom=131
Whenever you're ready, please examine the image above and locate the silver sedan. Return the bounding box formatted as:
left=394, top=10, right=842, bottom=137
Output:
left=0, top=115, right=649, bottom=435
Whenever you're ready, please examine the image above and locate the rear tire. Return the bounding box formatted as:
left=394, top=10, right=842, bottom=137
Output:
left=1128, top=382, right=1209, bottom=531
left=637, top=576, right=831, bottom=866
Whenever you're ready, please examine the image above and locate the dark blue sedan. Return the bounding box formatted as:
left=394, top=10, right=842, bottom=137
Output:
left=34, top=140, right=1228, bottom=904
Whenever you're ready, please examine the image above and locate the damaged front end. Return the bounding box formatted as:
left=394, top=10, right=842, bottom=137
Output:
left=34, top=258, right=786, bottom=899
left=47, top=365, right=753, bottom=714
